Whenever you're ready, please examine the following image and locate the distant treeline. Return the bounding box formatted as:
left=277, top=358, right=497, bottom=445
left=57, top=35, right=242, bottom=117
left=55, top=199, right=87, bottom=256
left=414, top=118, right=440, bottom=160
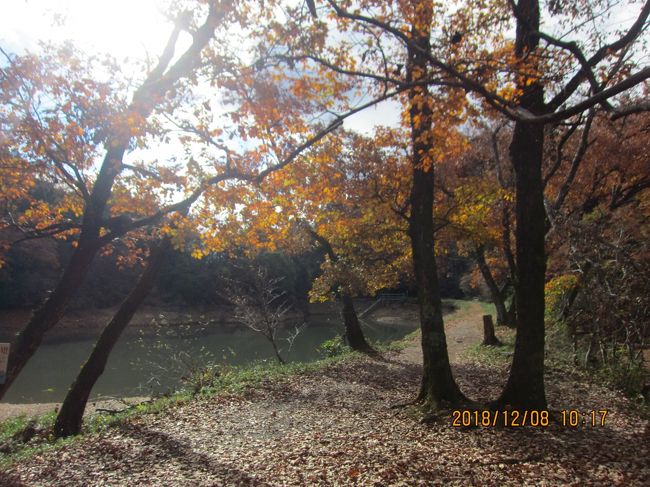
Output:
left=0, top=236, right=475, bottom=310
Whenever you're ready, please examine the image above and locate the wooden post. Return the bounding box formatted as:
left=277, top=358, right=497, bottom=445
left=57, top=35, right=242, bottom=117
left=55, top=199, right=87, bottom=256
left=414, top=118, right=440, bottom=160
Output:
left=0, top=343, right=9, bottom=384
left=482, top=315, right=501, bottom=346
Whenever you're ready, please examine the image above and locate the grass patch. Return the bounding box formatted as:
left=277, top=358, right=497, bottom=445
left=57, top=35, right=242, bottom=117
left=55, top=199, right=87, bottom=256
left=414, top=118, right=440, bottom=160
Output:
left=375, top=328, right=421, bottom=353
left=0, top=410, right=58, bottom=443
left=200, top=350, right=360, bottom=396
left=442, top=298, right=495, bottom=318
left=463, top=327, right=515, bottom=367
left=478, top=301, right=497, bottom=317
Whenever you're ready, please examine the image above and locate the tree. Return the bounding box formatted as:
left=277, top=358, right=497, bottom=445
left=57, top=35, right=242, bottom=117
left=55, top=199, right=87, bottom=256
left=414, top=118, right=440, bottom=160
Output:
left=223, top=264, right=296, bottom=364
left=1, top=0, right=396, bottom=399
left=306, top=227, right=372, bottom=352
left=53, top=237, right=169, bottom=438
left=437, top=145, right=515, bottom=327
left=402, top=2, right=468, bottom=407
left=199, top=129, right=413, bottom=352
left=0, top=3, right=235, bottom=398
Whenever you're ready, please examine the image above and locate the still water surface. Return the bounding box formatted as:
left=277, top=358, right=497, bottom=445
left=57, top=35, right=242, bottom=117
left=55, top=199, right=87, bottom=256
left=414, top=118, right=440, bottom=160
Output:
left=3, top=316, right=416, bottom=403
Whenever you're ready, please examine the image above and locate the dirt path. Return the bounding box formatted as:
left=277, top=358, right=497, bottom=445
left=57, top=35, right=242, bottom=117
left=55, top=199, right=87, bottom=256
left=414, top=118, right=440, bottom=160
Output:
left=2, top=302, right=648, bottom=486
left=401, top=301, right=486, bottom=365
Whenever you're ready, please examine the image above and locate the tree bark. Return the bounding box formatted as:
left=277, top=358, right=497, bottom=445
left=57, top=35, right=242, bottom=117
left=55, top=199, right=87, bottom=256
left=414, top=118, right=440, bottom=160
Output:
left=53, top=239, right=168, bottom=438
left=340, top=293, right=371, bottom=351
left=305, top=227, right=371, bottom=352
left=497, top=0, right=548, bottom=411
left=406, top=6, right=464, bottom=408
left=474, top=245, right=509, bottom=327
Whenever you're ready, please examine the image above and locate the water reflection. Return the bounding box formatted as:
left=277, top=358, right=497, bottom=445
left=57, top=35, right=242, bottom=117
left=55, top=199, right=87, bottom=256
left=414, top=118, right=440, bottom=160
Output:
left=3, top=317, right=416, bottom=403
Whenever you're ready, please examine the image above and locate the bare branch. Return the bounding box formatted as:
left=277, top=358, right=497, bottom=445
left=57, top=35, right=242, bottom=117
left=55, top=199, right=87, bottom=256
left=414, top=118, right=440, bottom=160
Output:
left=611, top=101, right=650, bottom=120
left=551, top=109, right=596, bottom=215
left=547, top=0, right=650, bottom=111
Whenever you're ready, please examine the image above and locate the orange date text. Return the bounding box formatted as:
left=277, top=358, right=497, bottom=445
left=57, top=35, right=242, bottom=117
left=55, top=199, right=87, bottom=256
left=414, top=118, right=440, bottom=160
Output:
left=451, top=410, right=550, bottom=427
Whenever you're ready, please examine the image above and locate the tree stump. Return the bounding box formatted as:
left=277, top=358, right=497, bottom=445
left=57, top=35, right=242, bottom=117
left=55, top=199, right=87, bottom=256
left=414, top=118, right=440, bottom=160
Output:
left=482, top=314, right=502, bottom=346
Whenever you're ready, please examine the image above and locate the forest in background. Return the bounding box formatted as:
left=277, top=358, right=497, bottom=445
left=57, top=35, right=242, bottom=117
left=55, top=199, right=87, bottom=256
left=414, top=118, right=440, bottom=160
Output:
left=0, top=219, right=472, bottom=311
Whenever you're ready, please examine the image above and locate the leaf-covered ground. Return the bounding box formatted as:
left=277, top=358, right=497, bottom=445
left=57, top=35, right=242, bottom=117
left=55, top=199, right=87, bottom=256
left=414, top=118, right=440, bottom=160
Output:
left=2, top=303, right=648, bottom=486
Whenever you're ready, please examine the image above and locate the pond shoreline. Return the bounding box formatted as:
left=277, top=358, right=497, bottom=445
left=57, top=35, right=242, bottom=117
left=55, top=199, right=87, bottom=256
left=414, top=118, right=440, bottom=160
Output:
left=1, top=299, right=423, bottom=344
left=0, top=301, right=427, bottom=417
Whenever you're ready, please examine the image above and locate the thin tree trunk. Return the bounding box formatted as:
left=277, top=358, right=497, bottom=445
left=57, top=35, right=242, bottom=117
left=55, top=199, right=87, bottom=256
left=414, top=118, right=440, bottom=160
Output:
left=497, top=0, right=548, bottom=411
left=474, top=245, right=508, bottom=327
left=53, top=239, right=168, bottom=438
left=406, top=7, right=464, bottom=408
left=506, top=296, right=517, bottom=329
left=268, top=337, right=286, bottom=364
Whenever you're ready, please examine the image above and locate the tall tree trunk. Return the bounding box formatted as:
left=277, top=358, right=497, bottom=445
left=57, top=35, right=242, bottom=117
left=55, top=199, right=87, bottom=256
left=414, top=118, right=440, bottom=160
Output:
left=406, top=6, right=464, bottom=408
left=305, top=226, right=371, bottom=352
left=497, top=0, right=548, bottom=410
left=340, top=293, right=371, bottom=351
left=474, top=245, right=508, bottom=327
left=53, top=239, right=168, bottom=438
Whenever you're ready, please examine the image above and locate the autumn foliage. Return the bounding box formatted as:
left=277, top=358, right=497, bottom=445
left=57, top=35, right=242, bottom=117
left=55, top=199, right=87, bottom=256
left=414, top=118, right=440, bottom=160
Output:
left=0, top=0, right=648, bottom=436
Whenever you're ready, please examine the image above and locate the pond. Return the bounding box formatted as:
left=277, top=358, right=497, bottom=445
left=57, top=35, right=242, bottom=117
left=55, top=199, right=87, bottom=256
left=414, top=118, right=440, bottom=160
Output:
left=2, top=315, right=418, bottom=403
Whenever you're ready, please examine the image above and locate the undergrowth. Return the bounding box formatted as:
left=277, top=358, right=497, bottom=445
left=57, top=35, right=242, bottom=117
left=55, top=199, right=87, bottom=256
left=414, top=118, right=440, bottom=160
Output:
left=464, top=319, right=649, bottom=418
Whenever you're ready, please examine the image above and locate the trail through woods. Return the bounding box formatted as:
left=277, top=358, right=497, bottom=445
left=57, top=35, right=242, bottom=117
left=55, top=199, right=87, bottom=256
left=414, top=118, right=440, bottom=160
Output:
left=2, top=302, right=648, bottom=486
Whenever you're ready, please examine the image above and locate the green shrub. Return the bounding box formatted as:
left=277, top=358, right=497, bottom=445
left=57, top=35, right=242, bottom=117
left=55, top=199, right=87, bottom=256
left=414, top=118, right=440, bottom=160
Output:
left=595, top=356, right=646, bottom=398
left=544, top=274, right=578, bottom=322
left=318, top=335, right=348, bottom=357
left=181, top=364, right=222, bottom=395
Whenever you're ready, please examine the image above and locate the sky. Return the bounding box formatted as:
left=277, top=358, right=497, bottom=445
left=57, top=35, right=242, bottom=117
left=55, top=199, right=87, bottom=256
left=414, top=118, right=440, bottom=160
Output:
left=0, top=0, right=402, bottom=134
left=2, top=0, right=646, bottom=139
left=1, top=0, right=176, bottom=61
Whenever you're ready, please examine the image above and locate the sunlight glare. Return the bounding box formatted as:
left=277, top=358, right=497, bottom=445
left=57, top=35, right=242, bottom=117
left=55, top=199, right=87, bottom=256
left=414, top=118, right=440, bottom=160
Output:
left=1, top=0, right=180, bottom=67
